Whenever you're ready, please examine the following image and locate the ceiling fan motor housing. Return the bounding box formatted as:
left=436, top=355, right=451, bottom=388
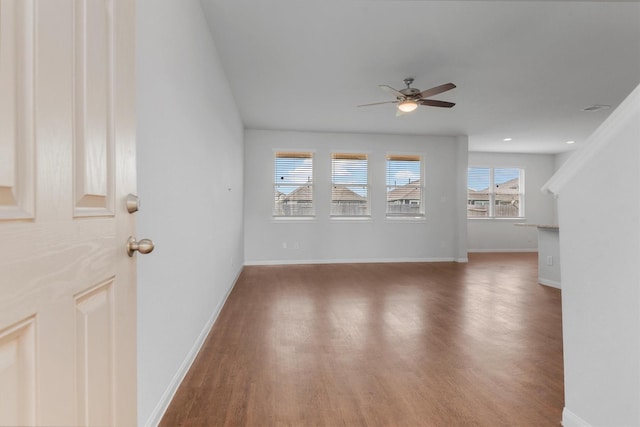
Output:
left=400, top=87, right=421, bottom=97
left=400, top=77, right=420, bottom=98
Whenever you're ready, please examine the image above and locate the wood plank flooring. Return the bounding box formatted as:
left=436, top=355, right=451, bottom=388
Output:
left=160, top=253, right=563, bottom=426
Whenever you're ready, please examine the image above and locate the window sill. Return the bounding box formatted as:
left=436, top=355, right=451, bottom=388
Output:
left=385, top=216, right=426, bottom=222
left=468, top=217, right=527, bottom=221
left=329, top=216, right=373, bottom=223
left=272, top=216, right=317, bottom=223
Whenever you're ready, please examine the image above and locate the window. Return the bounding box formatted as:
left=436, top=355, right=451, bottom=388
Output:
left=331, top=153, right=369, bottom=217
left=468, top=167, right=524, bottom=218
left=386, top=154, right=424, bottom=217
left=273, top=152, right=314, bottom=217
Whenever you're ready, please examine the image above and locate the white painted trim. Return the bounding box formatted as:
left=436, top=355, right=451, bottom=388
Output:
left=244, top=257, right=457, bottom=266
left=467, top=249, right=538, bottom=253
left=538, top=278, right=561, bottom=289
left=562, top=408, right=593, bottom=427
left=142, top=268, right=243, bottom=427
left=456, top=257, right=469, bottom=263
left=543, top=83, right=640, bottom=196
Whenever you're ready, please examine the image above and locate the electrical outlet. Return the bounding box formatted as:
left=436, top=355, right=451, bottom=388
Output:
left=546, top=256, right=553, bottom=266
left=282, top=242, right=287, bottom=249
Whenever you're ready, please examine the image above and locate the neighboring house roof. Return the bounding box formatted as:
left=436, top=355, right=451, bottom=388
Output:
left=469, top=178, right=519, bottom=196
left=468, top=178, right=520, bottom=204
left=387, top=179, right=421, bottom=202
left=282, top=185, right=312, bottom=202
left=279, top=185, right=366, bottom=203
left=331, top=186, right=366, bottom=202
left=495, top=178, right=520, bottom=194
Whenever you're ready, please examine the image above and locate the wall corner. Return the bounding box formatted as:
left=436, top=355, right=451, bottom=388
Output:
left=455, top=135, right=469, bottom=261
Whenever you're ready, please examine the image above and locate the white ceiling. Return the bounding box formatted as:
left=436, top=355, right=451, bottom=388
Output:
left=202, top=0, right=640, bottom=154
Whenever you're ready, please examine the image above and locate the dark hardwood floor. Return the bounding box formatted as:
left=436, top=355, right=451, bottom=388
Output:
left=160, top=253, right=564, bottom=426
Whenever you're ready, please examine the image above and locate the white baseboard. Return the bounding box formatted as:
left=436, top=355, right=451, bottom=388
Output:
left=143, top=268, right=242, bottom=427
left=244, top=257, right=457, bottom=266
left=538, top=278, right=561, bottom=289
left=562, top=408, right=592, bottom=427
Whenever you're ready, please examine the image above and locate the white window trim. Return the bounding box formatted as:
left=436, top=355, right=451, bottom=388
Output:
left=467, top=166, right=525, bottom=219
left=273, top=150, right=316, bottom=218
left=385, top=152, right=426, bottom=219
left=271, top=217, right=318, bottom=223
left=384, top=216, right=427, bottom=223
left=329, top=216, right=373, bottom=223
left=330, top=151, right=371, bottom=218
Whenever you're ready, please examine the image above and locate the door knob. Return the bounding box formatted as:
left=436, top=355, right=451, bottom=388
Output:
left=127, top=236, right=155, bottom=257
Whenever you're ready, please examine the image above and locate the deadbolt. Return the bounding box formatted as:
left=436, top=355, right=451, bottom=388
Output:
left=127, top=236, right=155, bottom=257
left=125, top=194, right=140, bottom=213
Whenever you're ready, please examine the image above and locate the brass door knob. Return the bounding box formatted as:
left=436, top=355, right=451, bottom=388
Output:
left=127, top=236, right=155, bottom=257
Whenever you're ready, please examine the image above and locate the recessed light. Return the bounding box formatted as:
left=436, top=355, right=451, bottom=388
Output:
left=503, top=138, right=513, bottom=142
left=566, top=140, right=575, bottom=144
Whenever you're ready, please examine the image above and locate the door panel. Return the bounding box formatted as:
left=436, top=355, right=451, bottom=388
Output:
left=73, top=0, right=114, bottom=215
left=0, top=0, right=137, bottom=425
left=75, top=279, right=115, bottom=427
left=0, top=317, right=36, bottom=427
left=0, top=0, right=35, bottom=220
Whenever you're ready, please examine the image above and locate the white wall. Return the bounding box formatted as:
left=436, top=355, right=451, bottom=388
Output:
left=244, top=130, right=468, bottom=264
left=552, top=150, right=575, bottom=223
left=136, top=1, right=244, bottom=425
left=547, top=84, right=640, bottom=427
left=467, top=152, right=556, bottom=252
left=554, top=150, right=574, bottom=171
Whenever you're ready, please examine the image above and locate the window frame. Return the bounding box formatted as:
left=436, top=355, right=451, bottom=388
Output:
left=330, top=152, right=371, bottom=218
left=385, top=153, right=425, bottom=219
left=467, top=166, right=525, bottom=219
left=273, top=151, right=315, bottom=218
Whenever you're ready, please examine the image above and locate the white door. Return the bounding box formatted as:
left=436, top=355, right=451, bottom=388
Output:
left=0, top=0, right=140, bottom=425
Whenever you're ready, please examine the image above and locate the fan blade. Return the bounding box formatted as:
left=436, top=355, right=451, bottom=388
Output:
left=419, top=83, right=456, bottom=99
left=357, top=100, right=399, bottom=107
left=379, top=85, right=405, bottom=98
left=419, top=99, right=455, bottom=108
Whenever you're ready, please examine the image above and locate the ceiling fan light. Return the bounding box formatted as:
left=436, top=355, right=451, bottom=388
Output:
left=398, top=100, right=418, bottom=113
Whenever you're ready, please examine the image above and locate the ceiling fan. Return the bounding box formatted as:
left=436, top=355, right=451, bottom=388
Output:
left=358, top=78, right=456, bottom=113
